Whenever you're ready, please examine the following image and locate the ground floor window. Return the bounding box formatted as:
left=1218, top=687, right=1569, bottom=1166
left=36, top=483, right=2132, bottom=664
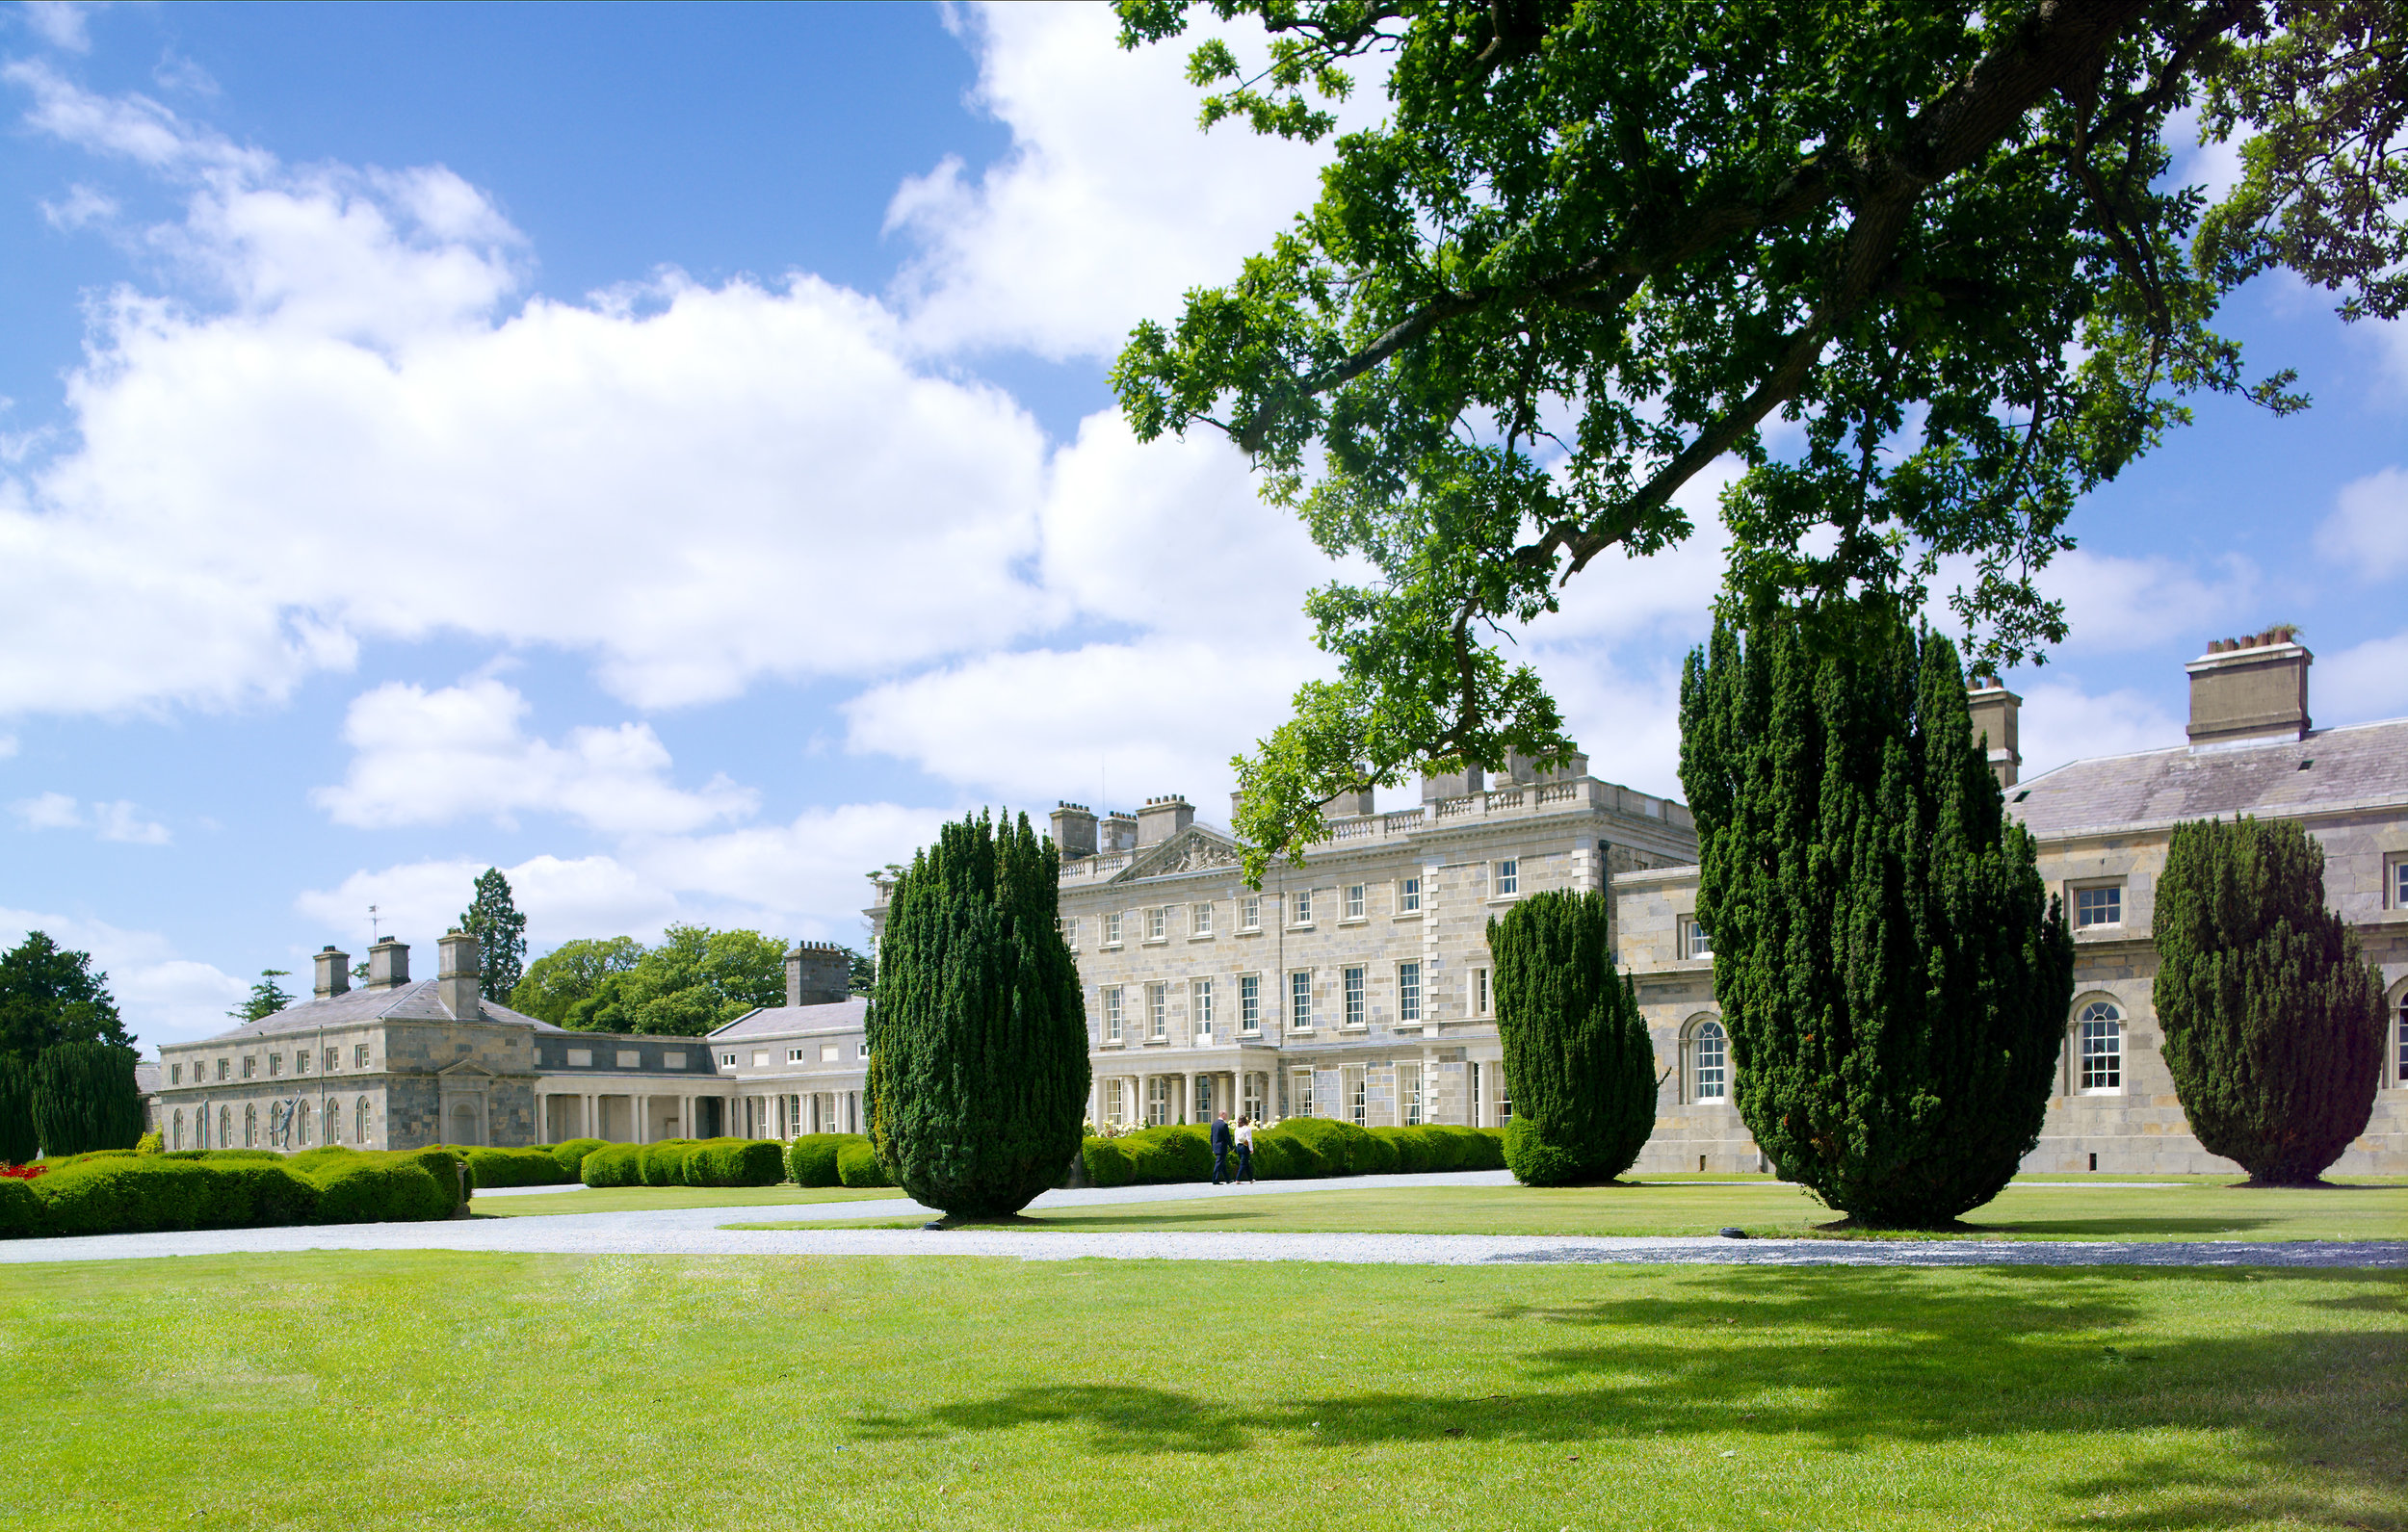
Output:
left=1398, top=1063, right=1423, bottom=1126
left=1346, top=1067, right=1367, bottom=1127
left=1146, top=1076, right=1170, bottom=1127
left=2079, top=1001, right=2122, bottom=1091
left=1291, top=1069, right=1314, bottom=1119
left=171, top=1109, right=184, bottom=1149
left=244, top=1105, right=257, bottom=1148
left=1691, top=1020, right=1728, bottom=1102
left=1103, top=1078, right=1126, bottom=1126
left=1195, top=1075, right=1215, bottom=1119
left=1242, top=1073, right=1265, bottom=1123
left=296, top=1101, right=312, bottom=1147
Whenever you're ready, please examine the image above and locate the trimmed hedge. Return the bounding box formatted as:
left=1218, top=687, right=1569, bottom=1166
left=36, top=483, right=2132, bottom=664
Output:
left=787, top=1134, right=853, bottom=1188
left=0, top=1178, right=39, bottom=1237
left=835, top=1140, right=893, bottom=1187
left=548, top=1139, right=608, bottom=1179
left=1080, top=1137, right=1138, bottom=1187
left=639, top=1140, right=695, bottom=1186
left=582, top=1144, right=642, bottom=1187
left=465, top=1147, right=571, bottom=1189
left=314, top=1158, right=451, bottom=1223
left=681, top=1139, right=785, bottom=1188
left=1122, top=1125, right=1212, bottom=1183
left=1371, top=1126, right=1432, bottom=1174
left=29, top=1156, right=322, bottom=1235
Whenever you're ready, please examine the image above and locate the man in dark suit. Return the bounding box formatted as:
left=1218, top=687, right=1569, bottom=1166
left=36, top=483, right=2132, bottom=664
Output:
left=1210, top=1110, right=1234, bottom=1185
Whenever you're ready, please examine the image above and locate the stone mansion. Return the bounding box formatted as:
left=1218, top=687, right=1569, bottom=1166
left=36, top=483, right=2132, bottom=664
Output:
left=145, top=633, right=2406, bottom=1177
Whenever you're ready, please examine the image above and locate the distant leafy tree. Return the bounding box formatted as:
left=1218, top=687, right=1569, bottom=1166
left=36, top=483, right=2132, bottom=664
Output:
left=0, top=1057, right=36, bottom=1164
left=2153, top=816, right=2386, bottom=1185
left=0, top=932, right=133, bottom=1066
left=461, top=868, right=529, bottom=999
left=229, top=970, right=295, bottom=1024
left=871, top=810, right=1089, bottom=1219
left=1680, top=605, right=2074, bottom=1227
left=32, top=1040, right=144, bottom=1156
left=847, top=946, right=876, bottom=996
left=510, top=937, right=645, bottom=1026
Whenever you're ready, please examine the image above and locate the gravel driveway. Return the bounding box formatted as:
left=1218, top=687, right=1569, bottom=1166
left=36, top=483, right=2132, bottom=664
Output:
left=1, top=1170, right=2397, bottom=1268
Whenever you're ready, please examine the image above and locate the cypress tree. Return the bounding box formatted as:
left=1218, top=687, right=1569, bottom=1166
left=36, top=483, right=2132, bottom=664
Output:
left=1678, top=605, right=2075, bottom=1227
left=868, top=809, right=1090, bottom=1219
left=0, top=1057, right=36, bottom=1165
left=31, top=1039, right=145, bottom=1157
left=2152, top=816, right=2385, bottom=1185
left=1490, top=890, right=1657, bottom=1185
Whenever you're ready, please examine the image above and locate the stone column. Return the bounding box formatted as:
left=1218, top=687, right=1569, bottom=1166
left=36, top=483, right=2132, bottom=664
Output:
left=1183, top=1072, right=1196, bottom=1126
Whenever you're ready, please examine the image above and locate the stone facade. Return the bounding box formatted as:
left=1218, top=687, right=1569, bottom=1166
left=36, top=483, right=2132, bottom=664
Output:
left=865, top=758, right=1702, bottom=1138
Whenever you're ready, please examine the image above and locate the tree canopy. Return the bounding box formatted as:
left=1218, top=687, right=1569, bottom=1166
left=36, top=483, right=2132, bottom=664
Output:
left=228, top=970, right=295, bottom=1024
left=510, top=927, right=786, bottom=1036
left=1112, top=0, right=2406, bottom=870
left=0, top=932, right=132, bottom=1065
left=460, top=868, right=528, bottom=1000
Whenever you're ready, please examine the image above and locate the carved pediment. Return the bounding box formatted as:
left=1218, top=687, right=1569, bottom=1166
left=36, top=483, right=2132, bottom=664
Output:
left=435, top=1058, right=495, bottom=1078
left=1117, top=826, right=1242, bottom=881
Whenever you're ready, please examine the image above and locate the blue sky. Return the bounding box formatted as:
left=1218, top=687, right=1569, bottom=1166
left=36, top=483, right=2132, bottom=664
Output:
left=2, top=1, right=2402, bottom=1052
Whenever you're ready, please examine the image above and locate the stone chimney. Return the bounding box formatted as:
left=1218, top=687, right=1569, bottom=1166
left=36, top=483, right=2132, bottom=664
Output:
left=2187, top=628, right=2312, bottom=746
left=1099, top=811, right=1137, bottom=853
left=437, top=929, right=480, bottom=1021
left=1421, top=766, right=1484, bottom=801
left=1533, top=750, right=1589, bottom=784
left=364, top=938, right=410, bottom=991
left=1966, top=679, right=2022, bottom=788
left=1049, top=802, right=1098, bottom=859
left=787, top=942, right=850, bottom=1007
left=1137, top=794, right=1194, bottom=847
left=1320, top=788, right=1374, bottom=818
left=313, top=946, right=352, bottom=1000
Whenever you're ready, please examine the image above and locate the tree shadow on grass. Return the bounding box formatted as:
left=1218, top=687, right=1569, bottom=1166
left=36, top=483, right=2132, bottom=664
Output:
left=851, top=1266, right=2403, bottom=1526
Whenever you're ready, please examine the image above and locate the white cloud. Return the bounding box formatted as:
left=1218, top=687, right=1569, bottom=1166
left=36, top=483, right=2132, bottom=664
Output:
left=12, top=790, right=80, bottom=829
left=92, top=799, right=170, bottom=844
left=18, top=2, right=91, bottom=54
left=0, top=906, right=249, bottom=1050
left=2035, top=546, right=2260, bottom=654
left=294, top=801, right=947, bottom=957
left=887, top=2, right=1379, bottom=360
left=10, top=790, right=169, bottom=842
left=2318, top=630, right=2408, bottom=724
left=312, top=678, right=756, bottom=835
left=2316, top=466, right=2408, bottom=581
left=2014, top=680, right=2185, bottom=779
left=1, top=66, right=1059, bottom=720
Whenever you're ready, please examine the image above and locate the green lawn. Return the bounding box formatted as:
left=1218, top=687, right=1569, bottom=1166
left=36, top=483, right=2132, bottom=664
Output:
left=3, top=1253, right=2397, bottom=1530
left=471, top=1183, right=903, bottom=1218
left=734, top=1178, right=2408, bottom=1242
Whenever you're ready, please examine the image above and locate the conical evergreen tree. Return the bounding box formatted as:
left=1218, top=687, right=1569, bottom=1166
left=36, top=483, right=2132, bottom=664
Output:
left=0, top=1057, right=37, bottom=1164
left=1679, top=604, right=2075, bottom=1226
left=1489, top=890, right=1657, bottom=1185
left=32, top=1039, right=144, bottom=1157
left=2152, top=815, right=2384, bottom=1185
left=461, top=868, right=529, bottom=999
left=868, top=809, right=1090, bottom=1218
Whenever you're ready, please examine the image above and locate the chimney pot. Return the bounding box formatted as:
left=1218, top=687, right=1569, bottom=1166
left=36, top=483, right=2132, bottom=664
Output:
left=436, top=929, right=480, bottom=1021
left=2186, top=634, right=2312, bottom=747
left=364, top=938, right=410, bottom=992
left=1136, top=795, right=1194, bottom=847
left=313, top=946, right=353, bottom=1000
left=1049, top=802, right=1099, bottom=860
left=1966, top=681, right=2023, bottom=789
left=786, top=943, right=850, bottom=1008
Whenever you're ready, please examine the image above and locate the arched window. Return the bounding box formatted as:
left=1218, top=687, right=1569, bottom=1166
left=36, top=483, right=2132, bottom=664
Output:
left=171, top=1110, right=184, bottom=1150
left=244, top=1104, right=257, bottom=1148
left=2078, top=1001, right=2122, bottom=1092
left=1691, top=1019, right=1728, bottom=1103
left=355, top=1097, right=371, bottom=1146
left=450, top=1103, right=481, bottom=1147
left=296, top=1101, right=312, bottom=1148
left=2395, top=991, right=2407, bottom=1088
left=217, top=1106, right=230, bottom=1148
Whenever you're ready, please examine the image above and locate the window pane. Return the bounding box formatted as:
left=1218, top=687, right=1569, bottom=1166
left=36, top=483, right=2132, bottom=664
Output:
left=2079, top=1003, right=2123, bottom=1089
left=1399, top=962, right=1421, bottom=1023
left=2076, top=886, right=2122, bottom=927
left=1497, top=859, right=1518, bottom=895
left=1400, top=876, right=1420, bottom=912
left=1240, top=974, right=1259, bottom=1029
left=1694, top=1022, right=1727, bottom=1101
left=1346, top=885, right=1365, bottom=919
left=1344, top=967, right=1365, bottom=1027
left=1292, top=972, right=1312, bottom=1028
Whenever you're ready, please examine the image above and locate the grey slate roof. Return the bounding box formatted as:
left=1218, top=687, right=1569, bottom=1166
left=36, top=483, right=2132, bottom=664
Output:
left=2008, top=716, right=2408, bottom=840
left=175, top=980, right=563, bottom=1048
left=709, top=996, right=870, bottom=1040
left=133, top=1062, right=160, bottom=1096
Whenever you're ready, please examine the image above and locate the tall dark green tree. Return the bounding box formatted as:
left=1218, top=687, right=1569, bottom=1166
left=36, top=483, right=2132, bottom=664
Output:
left=32, top=1039, right=144, bottom=1156
left=0, top=932, right=133, bottom=1066
left=1112, top=0, right=2406, bottom=872
left=1489, top=890, right=1657, bottom=1185
left=2153, top=816, right=2385, bottom=1185
left=0, top=1057, right=36, bottom=1165
left=1679, top=606, right=2075, bottom=1226
left=461, top=868, right=529, bottom=1000
left=228, top=970, right=295, bottom=1024
left=869, top=809, right=1090, bottom=1219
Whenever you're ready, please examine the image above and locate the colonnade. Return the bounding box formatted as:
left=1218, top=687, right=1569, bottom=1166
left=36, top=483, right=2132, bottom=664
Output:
left=532, top=1087, right=864, bottom=1144
left=1090, top=1070, right=1271, bottom=1130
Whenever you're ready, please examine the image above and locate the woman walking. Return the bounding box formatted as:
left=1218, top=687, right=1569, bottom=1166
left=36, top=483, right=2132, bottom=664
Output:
left=1235, top=1114, right=1255, bottom=1182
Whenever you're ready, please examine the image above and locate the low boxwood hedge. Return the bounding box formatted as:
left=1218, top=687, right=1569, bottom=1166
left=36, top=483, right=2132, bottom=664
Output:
left=582, top=1144, right=641, bottom=1187
left=787, top=1134, right=852, bottom=1187
left=835, top=1140, right=892, bottom=1187
left=1122, top=1125, right=1213, bottom=1183
left=1370, top=1126, right=1432, bottom=1174
left=1080, top=1137, right=1138, bottom=1187
left=548, top=1138, right=608, bottom=1179
left=0, top=1179, right=39, bottom=1237
left=465, top=1147, right=571, bottom=1189
left=694, top=1139, right=785, bottom=1187
left=313, top=1157, right=451, bottom=1223
left=639, top=1140, right=694, bottom=1186
left=29, top=1156, right=322, bottom=1235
